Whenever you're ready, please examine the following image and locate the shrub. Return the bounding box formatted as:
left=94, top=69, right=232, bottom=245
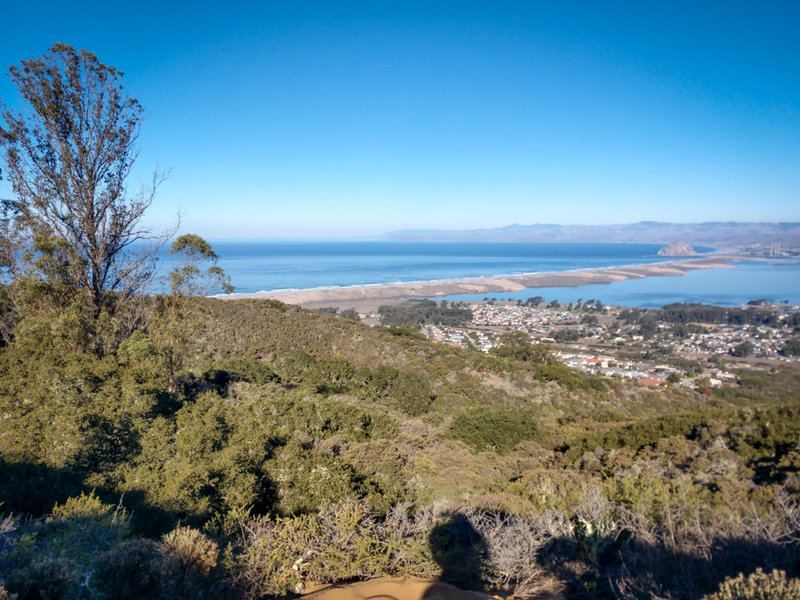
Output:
left=702, top=568, right=800, bottom=600
left=360, top=366, right=435, bottom=416
left=48, top=492, right=130, bottom=563
left=92, top=538, right=163, bottom=600
left=161, top=526, right=218, bottom=576
left=6, top=556, right=80, bottom=600
left=202, top=358, right=280, bottom=387
left=233, top=501, right=437, bottom=598
left=383, top=324, right=426, bottom=340
left=159, top=526, right=220, bottom=599
left=448, top=407, right=539, bottom=454
left=52, top=491, right=115, bottom=520
left=267, top=443, right=364, bottom=515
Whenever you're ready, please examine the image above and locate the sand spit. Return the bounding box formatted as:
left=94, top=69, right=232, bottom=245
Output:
left=222, top=256, right=738, bottom=313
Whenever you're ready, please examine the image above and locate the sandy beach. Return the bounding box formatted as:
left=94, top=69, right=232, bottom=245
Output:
left=220, top=256, right=742, bottom=313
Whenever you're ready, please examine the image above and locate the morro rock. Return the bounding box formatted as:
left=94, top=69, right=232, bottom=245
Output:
left=657, top=240, right=698, bottom=256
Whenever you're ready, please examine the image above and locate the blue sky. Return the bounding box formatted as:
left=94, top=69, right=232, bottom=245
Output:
left=1, top=1, right=799, bottom=239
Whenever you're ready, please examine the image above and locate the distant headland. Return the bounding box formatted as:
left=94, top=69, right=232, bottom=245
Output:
left=383, top=221, right=800, bottom=246
left=658, top=241, right=698, bottom=256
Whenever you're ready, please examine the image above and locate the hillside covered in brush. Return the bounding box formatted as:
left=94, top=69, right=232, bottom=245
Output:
left=2, top=41, right=798, bottom=600
left=1, top=295, right=799, bottom=600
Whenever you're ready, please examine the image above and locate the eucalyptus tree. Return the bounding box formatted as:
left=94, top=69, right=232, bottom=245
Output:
left=153, top=234, right=233, bottom=392
left=0, top=43, right=167, bottom=322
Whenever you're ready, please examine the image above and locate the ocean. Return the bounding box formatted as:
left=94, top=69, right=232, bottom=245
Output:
left=156, top=241, right=800, bottom=308
left=441, top=260, right=800, bottom=308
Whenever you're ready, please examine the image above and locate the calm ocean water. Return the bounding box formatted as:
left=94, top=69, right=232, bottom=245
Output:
left=156, top=242, right=799, bottom=308
left=441, top=260, right=800, bottom=308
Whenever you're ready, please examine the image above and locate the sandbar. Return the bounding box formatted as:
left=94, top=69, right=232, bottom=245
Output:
left=221, top=256, right=745, bottom=313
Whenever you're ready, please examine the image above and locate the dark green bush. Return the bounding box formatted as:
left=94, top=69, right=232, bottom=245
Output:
left=6, top=556, right=80, bottom=600
left=92, top=538, right=163, bottom=600
left=383, top=324, right=426, bottom=340
left=448, top=407, right=539, bottom=454
left=358, top=366, right=435, bottom=416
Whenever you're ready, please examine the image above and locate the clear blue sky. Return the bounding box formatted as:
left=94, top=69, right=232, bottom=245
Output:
left=1, top=1, right=799, bottom=239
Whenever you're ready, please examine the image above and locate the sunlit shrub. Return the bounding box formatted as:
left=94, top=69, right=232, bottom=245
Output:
left=267, top=442, right=364, bottom=515
left=161, top=526, right=218, bottom=576
left=505, top=469, right=601, bottom=515
left=233, top=501, right=437, bottom=598
left=52, top=491, right=114, bottom=520
left=702, top=568, right=800, bottom=600
left=49, top=492, right=130, bottom=563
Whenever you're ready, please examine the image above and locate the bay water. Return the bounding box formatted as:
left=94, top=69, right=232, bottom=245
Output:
left=156, top=241, right=799, bottom=308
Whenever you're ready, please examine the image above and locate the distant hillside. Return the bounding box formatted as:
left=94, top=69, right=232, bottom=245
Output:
left=383, top=221, right=800, bottom=246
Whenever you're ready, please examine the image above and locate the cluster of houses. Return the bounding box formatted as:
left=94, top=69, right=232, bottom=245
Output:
left=557, top=351, right=738, bottom=387
left=660, top=322, right=795, bottom=361
left=470, top=302, right=580, bottom=333
left=417, top=300, right=799, bottom=385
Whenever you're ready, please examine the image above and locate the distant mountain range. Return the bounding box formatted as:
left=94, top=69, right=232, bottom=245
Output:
left=383, top=222, right=800, bottom=246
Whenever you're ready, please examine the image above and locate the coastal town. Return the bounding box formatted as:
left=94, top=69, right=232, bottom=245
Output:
left=369, top=298, right=800, bottom=388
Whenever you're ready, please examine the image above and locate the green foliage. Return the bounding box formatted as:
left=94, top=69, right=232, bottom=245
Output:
left=153, top=235, right=233, bottom=392
left=52, top=491, right=116, bottom=520
left=730, top=341, right=754, bottom=357
left=379, top=299, right=472, bottom=327
left=491, top=331, right=554, bottom=364
left=534, top=361, right=607, bottom=392
left=562, top=411, right=717, bottom=461
left=780, top=338, right=800, bottom=356
left=5, top=556, right=80, bottom=600
left=267, top=442, right=364, bottom=515
left=234, top=501, right=437, bottom=598
left=0, top=492, right=132, bottom=600
left=549, top=327, right=581, bottom=342
left=448, top=407, right=539, bottom=454
left=714, top=370, right=800, bottom=405
left=383, top=324, right=426, bottom=340
left=358, top=365, right=435, bottom=416
left=702, top=568, right=800, bottom=600
left=47, top=493, right=131, bottom=564
left=119, top=390, right=275, bottom=525
left=166, top=234, right=233, bottom=297
left=661, top=303, right=783, bottom=326
left=158, top=526, right=222, bottom=598
left=200, top=357, right=280, bottom=387
left=0, top=43, right=165, bottom=326
left=161, top=526, right=219, bottom=577
left=92, top=538, right=164, bottom=600
left=0, top=346, right=161, bottom=491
